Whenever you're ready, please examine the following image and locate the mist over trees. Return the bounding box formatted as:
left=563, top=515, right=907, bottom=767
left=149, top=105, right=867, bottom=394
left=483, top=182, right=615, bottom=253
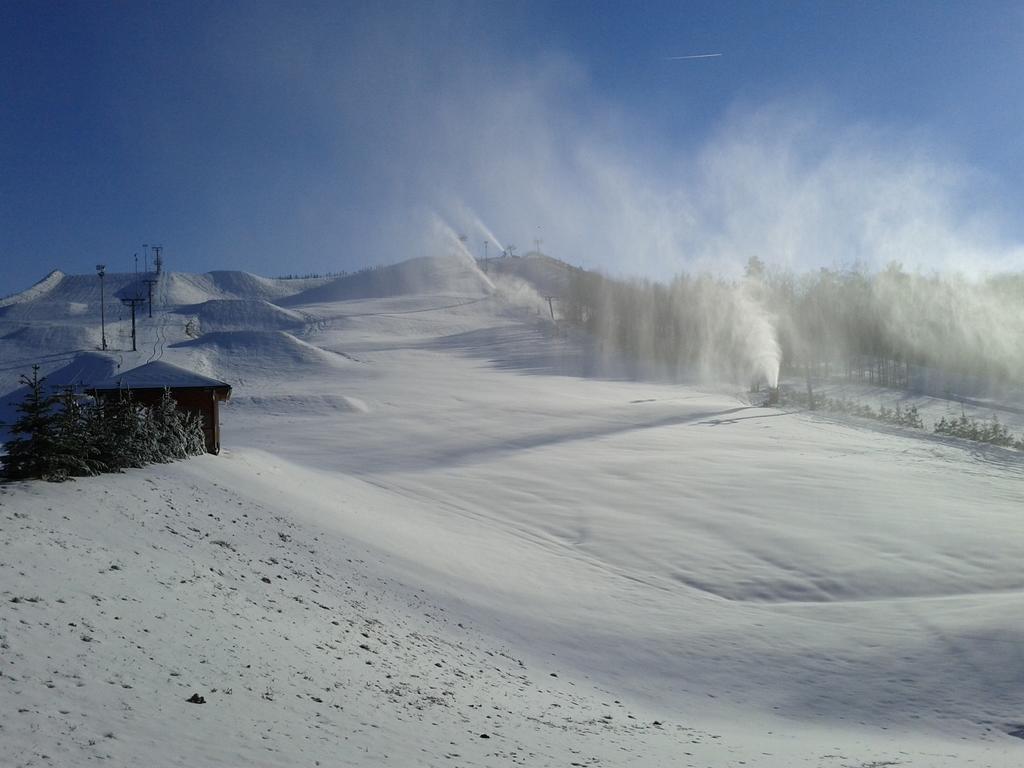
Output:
left=768, top=262, right=1024, bottom=390
left=561, top=266, right=780, bottom=387
left=559, top=258, right=1024, bottom=397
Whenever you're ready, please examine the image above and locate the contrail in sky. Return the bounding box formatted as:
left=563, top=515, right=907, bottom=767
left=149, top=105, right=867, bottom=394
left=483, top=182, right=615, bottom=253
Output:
left=665, top=53, right=723, bottom=60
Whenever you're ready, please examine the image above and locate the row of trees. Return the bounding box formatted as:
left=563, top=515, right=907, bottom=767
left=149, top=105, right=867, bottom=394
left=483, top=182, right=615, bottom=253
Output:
left=2, top=366, right=205, bottom=482
left=779, top=390, right=927, bottom=427
left=276, top=270, right=350, bottom=280
left=934, top=413, right=1022, bottom=448
left=777, top=385, right=1023, bottom=449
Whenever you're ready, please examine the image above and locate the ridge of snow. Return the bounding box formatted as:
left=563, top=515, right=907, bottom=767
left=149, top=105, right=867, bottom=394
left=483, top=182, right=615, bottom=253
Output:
left=189, top=299, right=305, bottom=332
left=279, top=255, right=494, bottom=306
left=170, top=330, right=355, bottom=382
left=0, top=269, right=65, bottom=308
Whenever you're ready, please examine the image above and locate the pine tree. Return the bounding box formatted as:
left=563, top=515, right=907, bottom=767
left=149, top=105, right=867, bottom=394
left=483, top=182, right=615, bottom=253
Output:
left=151, top=390, right=206, bottom=460
left=2, top=366, right=61, bottom=480
left=92, top=390, right=148, bottom=471
left=182, top=410, right=206, bottom=456
left=904, top=404, right=924, bottom=429
left=152, top=390, right=187, bottom=460
left=983, top=415, right=1014, bottom=447
left=50, top=388, right=104, bottom=478
left=136, top=403, right=162, bottom=465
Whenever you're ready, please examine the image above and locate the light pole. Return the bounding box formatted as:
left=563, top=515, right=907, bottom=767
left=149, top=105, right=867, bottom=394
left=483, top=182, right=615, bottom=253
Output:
left=96, top=264, right=107, bottom=350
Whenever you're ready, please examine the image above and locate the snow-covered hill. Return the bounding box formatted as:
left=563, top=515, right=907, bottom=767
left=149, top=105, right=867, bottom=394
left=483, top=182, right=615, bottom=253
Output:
left=2, top=254, right=1023, bottom=767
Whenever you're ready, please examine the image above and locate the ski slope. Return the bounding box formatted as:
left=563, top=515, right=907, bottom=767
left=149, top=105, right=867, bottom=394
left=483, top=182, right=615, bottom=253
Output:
left=2, top=254, right=1023, bottom=767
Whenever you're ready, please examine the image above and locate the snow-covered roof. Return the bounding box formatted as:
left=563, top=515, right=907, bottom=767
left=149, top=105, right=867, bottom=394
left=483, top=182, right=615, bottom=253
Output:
left=88, top=360, right=231, bottom=392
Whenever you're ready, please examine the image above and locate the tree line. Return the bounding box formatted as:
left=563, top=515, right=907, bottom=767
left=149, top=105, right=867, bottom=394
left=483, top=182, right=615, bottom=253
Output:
left=2, top=366, right=205, bottom=481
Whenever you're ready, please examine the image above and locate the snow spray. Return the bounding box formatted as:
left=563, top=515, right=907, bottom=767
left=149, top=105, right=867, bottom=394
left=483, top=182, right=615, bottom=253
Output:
left=734, top=280, right=782, bottom=389
left=429, top=213, right=497, bottom=291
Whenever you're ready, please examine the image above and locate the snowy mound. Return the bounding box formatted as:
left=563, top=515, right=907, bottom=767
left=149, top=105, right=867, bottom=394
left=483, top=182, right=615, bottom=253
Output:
left=0, top=351, right=117, bottom=396
left=486, top=253, right=578, bottom=297
left=0, top=272, right=144, bottom=320
left=234, top=392, right=370, bottom=414
left=190, top=299, right=304, bottom=332
left=281, top=256, right=494, bottom=306
left=159, top=271, right=325, bottom=305
left=2, top=323, right=98, bottom=351
left=171, top=330, right=351, bottom=378
left=0, top=269, right=65, bottom=308
left=0, top=352, right=117, bottom=437
left=204, top=270, right=305, bottom=300
left=43, top=351, right=119, bottom=388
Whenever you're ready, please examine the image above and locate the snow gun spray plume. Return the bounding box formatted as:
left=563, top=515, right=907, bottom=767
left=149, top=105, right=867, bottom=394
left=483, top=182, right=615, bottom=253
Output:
left=733, top=277, right=781, bottom=398
left=428, top=213, right=497, bottom=291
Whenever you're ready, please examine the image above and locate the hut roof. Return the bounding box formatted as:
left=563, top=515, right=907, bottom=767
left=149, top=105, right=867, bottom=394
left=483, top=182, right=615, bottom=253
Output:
left=88, top=361, right=231, bottom=393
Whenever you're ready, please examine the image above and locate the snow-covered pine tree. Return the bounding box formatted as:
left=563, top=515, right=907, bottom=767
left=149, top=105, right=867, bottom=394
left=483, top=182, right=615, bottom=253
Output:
left=136, top=402, right=162, bottom=465
left=151, top=390, right=205, bottom=459
left=2, top=366, right=61, bottom=480
left=180, top=409, right=206, bottom=457
left=982, top=414, right=1014, bottom=447
left=84, top=397, right=117, bottom=470
left=904, top=404, right=924, bottom=429
left=152, top=389, right=186, bottom=460
left=92, top=390, right=148, bottom=470
left=50, top=388, right=104, bottom=478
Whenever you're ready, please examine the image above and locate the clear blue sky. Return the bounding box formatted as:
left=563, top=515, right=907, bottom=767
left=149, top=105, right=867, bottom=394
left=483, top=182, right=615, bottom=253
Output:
left=2, top=0, right=1023, bottom=292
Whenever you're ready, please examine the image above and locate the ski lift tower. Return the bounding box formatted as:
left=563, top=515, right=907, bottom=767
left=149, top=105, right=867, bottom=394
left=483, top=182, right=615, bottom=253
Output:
left=96, top=264, right=107, bottom=351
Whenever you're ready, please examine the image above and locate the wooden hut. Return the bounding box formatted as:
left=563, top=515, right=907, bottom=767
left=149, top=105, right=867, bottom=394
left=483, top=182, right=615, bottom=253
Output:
left=88, top=361, right=232, bottom=454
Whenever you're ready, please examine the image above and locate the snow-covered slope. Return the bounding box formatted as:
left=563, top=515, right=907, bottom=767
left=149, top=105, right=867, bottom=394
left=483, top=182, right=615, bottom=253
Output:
left=484, top=252, right=578, bottom=297
left=188, top=299, right=305, bottom=332
left=0, top=269, right=66, bottom=308
left=2, top=256, right=1023, bottom=767
left=279, top=255, right=495, bottom=306
left=162, top=271, right=328, bottom=305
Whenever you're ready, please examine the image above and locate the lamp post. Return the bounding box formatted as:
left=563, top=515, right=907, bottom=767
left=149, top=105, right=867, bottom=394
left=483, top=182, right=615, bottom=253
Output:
left=96, top=264, right=107, bottom=350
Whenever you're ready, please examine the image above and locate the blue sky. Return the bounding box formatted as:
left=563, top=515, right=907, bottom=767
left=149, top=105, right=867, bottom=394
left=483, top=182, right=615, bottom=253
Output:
left=2, top=0, right=1023, bottom=292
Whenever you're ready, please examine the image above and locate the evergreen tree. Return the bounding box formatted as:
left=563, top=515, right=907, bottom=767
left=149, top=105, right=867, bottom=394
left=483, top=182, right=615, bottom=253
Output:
left=2, top=366, right=61, bottom=480
left=903, top=404, right=924, bottom=429
left=135, top=403, right=162, bottom=465
left=50, top=388, right=104, bottom=478
left=151, top=390, right=206, bottom=459
left=92, top=390, right=148, bottom=471
left=180, top=409, right=206, bottom=457
left=152, top=390, right=186, bottom=460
